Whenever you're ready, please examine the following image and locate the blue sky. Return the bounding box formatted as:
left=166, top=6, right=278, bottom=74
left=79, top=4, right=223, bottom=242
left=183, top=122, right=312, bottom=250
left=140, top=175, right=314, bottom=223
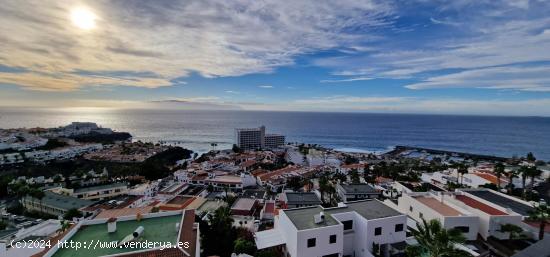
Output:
left=1, top=0, right=550, bottom=115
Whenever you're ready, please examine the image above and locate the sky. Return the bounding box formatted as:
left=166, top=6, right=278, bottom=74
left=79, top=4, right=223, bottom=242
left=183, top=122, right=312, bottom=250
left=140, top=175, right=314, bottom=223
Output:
left=1, top=0, right=550, bottom=116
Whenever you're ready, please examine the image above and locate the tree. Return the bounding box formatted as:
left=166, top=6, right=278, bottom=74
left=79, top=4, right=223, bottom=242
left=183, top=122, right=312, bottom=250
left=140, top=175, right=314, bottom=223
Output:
left=506, top=169, right=518, bottom=194
left=493, top=163, right=506, bottom=190
left=498, top=224, right=525, bottom=240
left=232, top=144, right=242, bottom=153
left=63, top=208, right=82, bottom=220
left=526, top=152, right=536, bottom=162
left=349, top=169, right=361, bottom=184
left=233, top=238, right=256, bottom=255
left=319, top=176, right=329, bottom=204
left=457, top=164, right=468, bottom=186
left=57, top=220, right=71, bottom=234
left=406, top=219, right=471, bottom=257
left=518, top=166, right=540, bottom=199
left=527, top=203, right=550, bottom=240
left=202, top=206, right=236, bottom=257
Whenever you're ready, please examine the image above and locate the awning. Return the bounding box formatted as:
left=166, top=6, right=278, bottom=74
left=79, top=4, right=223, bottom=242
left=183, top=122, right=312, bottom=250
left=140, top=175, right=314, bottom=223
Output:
left=255, top=229, right=285, bottom=249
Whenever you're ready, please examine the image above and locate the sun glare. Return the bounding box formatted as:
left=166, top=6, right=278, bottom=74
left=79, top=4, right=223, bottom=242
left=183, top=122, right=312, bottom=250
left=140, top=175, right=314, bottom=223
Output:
left=70, top=7, right=96, bottom=30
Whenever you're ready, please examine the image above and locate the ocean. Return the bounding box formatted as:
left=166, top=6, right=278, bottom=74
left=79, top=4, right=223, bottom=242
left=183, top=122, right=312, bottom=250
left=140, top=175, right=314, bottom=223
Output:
left=1, top=108, right=550, bottom=160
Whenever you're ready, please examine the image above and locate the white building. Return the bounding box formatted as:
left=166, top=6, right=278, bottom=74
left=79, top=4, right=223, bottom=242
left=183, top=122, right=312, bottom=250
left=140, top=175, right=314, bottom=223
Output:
left=235, top=126, right=265, bottom=150
left=265, top=134, right=285, bottom=149
left=255, top=200, right=407, bottom=257
left=235, top=126, right=285, bottom=150
left=51, top=183, right=128, bottom=200
left=397, top=192, right=479, bottom=240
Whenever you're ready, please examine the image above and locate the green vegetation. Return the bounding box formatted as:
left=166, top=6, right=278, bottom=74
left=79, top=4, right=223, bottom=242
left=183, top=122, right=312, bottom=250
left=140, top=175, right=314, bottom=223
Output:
left=69, top=131, right=132, bottom=144
left=406, top=219, right=471, bottom=257
left=528, top=203, right=550, bottom=240
left=63, top=208, right=83, bottom=220
left=37, top=138, right=68, bottom=150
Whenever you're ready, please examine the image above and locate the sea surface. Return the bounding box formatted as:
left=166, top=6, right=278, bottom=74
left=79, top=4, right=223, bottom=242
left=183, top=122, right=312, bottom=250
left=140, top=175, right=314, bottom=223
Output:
left=1, top=108, right=550, bottom=160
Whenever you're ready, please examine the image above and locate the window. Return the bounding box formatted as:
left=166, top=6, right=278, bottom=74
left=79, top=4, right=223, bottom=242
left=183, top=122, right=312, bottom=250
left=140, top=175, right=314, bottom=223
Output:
left=395, top=224, right=404, bottom=232
left=307, top=238, right=316, bottom=248
left=419, top=212, right=423, bottom=219
left=343, top=220, right=353, bottom=230
left=375, top=227, right=382, bottom=236
left=409, top=206, right=413, bottom=212
left=329, top=234, right=336, bottom=244
left=455, top=226, right=470, bottom=233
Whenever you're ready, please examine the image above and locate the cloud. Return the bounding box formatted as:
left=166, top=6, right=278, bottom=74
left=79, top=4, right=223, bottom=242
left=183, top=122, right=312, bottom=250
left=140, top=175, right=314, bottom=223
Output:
left=0, top=0, right=393, bottom=91
left=429, top=17, right=461, bottom=26
left=258, top=85, right=273, bottom=88
left=320, top=77, right=374, bottom=83
left=313, top=3, right=550, bottom=91
left=406, top=65, right=550, bottom=91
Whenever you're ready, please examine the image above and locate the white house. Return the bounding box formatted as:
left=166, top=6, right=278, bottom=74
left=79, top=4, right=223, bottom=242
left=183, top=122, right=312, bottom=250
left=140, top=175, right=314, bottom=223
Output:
left=397, top=192, right=479, bottom=240
left=255, top=200, right=407, bottom=257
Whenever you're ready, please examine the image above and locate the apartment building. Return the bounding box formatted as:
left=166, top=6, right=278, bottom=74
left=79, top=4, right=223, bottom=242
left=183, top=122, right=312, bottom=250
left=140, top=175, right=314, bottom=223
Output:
left=398, top=192, right=479, bottom=240
left=235, top=126, right=265, bottom=150
left=337, top=184, right=381, bottom=202
left=21, top=191, right=95, bottom=217
left=235, top=126, right=285, bottom=150
left=52, top=183, right=128, bottom=200
left=255, top=200, right=407, bottom=257
left=265, top=134, right=285, bottom=149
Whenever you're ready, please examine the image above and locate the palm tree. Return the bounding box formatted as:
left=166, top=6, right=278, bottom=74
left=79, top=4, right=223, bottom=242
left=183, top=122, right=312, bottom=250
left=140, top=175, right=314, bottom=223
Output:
left=528, top=203, right=550, bottom=240
left=458, top=164, right=469, bottom=186
left=518, top=166, right=540, bottom=199
left=406, top=219, right=471, bottom=257
left=319, top=176, right=329, bottom=204
left=493, top=163, right=506, bottom=190
left=506, top=169, right=518, bottom=194
left=498, top=223, right=525, bottom=240
left=57, top=220, right=71, bottom=235
left=527, top=167, right=542, bottom=189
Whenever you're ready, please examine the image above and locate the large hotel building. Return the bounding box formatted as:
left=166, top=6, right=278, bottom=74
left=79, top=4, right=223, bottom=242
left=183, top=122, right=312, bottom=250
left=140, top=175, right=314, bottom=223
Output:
left=235, top=126, right=285, bottom=150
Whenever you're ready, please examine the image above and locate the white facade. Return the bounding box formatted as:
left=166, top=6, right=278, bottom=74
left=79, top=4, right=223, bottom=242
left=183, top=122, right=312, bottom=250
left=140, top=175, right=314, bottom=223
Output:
left=235, top=126, right=265, bottom=150
left=256, top=200, right=407, bottom=257
left=397, top=192, right=479, bottom=240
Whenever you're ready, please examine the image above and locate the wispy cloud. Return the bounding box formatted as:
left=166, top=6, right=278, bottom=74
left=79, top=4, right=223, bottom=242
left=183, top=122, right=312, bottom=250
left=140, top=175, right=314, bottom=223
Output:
left=0, top=0, right=393, bottom=91
left=320, top=77, right=374, bottom=83
left=258, top=85, right=273, bottom=89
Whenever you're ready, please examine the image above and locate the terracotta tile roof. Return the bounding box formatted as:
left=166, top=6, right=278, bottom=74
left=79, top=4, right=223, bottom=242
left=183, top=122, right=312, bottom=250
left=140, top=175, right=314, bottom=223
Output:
left=416, top=196, right=462, bottom=216
left=455, top=195, right=507, bottom=215
left=474, top=173, right=508, bottom=185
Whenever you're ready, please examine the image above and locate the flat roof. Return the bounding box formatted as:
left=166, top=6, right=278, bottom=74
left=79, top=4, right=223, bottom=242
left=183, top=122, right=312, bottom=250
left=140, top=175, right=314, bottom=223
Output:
left=465, top=190, right=533, bottom=216
left=284, top=200, right=402, bottom=230
left=285, top=192, right=321, bottom=205
left=73, top=183, right=127, bottom=193
left=52, top=214, right=182, bottom=257
left=415, top=196, right=462, bottom=216
left=231, top=198, right=257, bottom=211
left=25, top=191, right=94, bottom=211
left=455, top=195, right=507, bottom=216
left=339, top=184, right=378, bottom=194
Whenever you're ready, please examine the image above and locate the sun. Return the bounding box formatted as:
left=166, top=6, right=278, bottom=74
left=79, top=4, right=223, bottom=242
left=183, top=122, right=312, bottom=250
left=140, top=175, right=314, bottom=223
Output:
left=70, top=7, right=97, bottom=30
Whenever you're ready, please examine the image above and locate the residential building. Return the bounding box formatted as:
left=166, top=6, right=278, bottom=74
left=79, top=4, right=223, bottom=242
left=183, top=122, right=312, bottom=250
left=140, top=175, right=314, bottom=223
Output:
left=235, top=126, right=285, bottom=150
left=255, top=200, right=407, bottom=257
left=398, top=192, right=479, bottom=240
left=52, top=183, right=128, bottom=200
left=235, top=126, right=265, bottom=150
left=337, top=184, right=381, bottom=202
left=457, top=189, right=535, bottom=217
left=265, top=134, right=285, bottom=149
left=231, top=198, right=258, bottom=216
left=281, top=192, right=322, bottom=209
left=20, top=191, right=95, bottom=217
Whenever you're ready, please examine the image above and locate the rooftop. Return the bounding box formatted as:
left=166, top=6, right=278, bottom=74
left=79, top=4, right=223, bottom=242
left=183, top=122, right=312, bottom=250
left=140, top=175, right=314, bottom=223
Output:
left=231, top=198, right=257, bottom=211
left=415, top=196, right=463, bottom=216
left=52, top=214, right=182, bottom=257
left=25, top=191, right=94, bottom=211
left=283, top=200, right=402, bottom=230
left=338, top=184, right=378, bottom=194
left=73, top=183, right=127, bottom=193
left=455, top=195, right=507, bottom=215
left=464, top=190, right=533, bottom=216
left=284, top=192, right=321, bottom=205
